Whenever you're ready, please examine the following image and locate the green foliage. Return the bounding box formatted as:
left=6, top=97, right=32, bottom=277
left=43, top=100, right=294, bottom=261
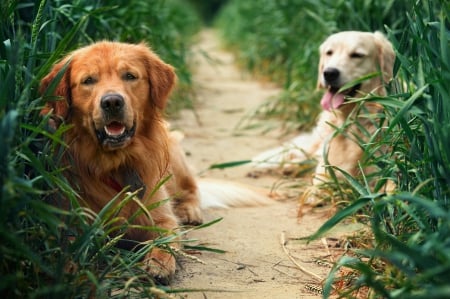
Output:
left=188, top=0, right=227, bottom=25
left=0, top=0, right=201, bottom=297
left=330, top=0, right=411, bottom=33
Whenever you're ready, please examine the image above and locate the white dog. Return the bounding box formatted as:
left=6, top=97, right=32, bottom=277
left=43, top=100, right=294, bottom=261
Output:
left=252, top=31, right=395, bottom=185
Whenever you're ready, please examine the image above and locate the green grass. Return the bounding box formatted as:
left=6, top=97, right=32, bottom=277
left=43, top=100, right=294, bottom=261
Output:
left=0, top=0, right=202, bottom=297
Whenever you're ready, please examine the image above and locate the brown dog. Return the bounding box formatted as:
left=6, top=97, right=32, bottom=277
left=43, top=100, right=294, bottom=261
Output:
left=40, top=41, right=203, bottom=283
left=252, top=31, right=395, bottom=186
left=41, top=41, right=273, bottom=284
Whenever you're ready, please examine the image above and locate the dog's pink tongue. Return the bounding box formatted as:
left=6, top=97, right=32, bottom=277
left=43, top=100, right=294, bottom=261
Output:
left=320, top=90, right=345, bottom=111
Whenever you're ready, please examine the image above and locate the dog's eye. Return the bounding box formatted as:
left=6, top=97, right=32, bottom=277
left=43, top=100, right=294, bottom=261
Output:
left=123, top=72, right=137, bottom=81
left=82, top=76, right=96, bottom=85
left=350, top=52, right=365, bottom=58
left=326, top=50, right=333, bottom=56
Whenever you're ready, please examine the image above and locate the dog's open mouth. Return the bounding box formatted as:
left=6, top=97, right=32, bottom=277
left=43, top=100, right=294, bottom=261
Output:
left=320, top=83, right=361, bottom=111
left=95, top=120, right=136, bottom=149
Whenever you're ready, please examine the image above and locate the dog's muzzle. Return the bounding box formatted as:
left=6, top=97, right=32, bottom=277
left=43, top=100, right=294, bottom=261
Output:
left=321, top=67, right=362, bottom=111
left=94, top=93, right=136, bottom=150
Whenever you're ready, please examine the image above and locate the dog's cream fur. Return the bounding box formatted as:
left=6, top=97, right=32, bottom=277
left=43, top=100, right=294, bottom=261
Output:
left=253, top=31, right=395, bottom=185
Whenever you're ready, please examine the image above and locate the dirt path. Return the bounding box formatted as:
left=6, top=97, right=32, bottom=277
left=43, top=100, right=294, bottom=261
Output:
left=170, top=30, right=335, bottom=299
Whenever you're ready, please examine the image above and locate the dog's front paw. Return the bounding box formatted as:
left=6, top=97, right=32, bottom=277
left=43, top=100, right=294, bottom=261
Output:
left=172, top=199, right=203, bottom=226
left=299, top=185, right=326, bottom=206
left=144, top=248, right=176, bottom=285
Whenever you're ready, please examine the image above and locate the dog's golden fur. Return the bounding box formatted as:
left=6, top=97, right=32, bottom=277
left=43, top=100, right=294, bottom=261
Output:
left=40, top=41, right=202, bottom=282
left=252, top=31, right=395, bottom=185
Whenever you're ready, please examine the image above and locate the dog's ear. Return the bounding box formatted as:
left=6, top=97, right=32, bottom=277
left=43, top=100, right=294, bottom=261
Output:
left=140, top=44, right=176, bottom=110
left=374, top=31, right=395, bottom=84
left=316, top=42, right=326, bottom=89
left=39, top=57, right=72, bottom=121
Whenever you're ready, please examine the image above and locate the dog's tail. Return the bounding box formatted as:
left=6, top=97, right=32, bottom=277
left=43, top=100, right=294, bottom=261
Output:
left=197, top=178, right=273, bottom=209
left=251, top=132, right=315, bottom=169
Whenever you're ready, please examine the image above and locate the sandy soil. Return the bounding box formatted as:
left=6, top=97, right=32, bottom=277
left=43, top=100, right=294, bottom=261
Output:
left=169, top=30, right=346, bottom=299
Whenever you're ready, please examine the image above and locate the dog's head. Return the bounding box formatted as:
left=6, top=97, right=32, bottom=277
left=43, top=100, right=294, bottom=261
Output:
left=40, top=41, right=176, bottom=151
left=317, top=31, right=395, bottom=111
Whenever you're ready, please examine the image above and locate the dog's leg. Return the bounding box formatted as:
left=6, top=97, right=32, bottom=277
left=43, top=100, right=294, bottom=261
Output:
left=122, top=185, right=181, bottom=285
left=167, top=132, right=203, bottom=225
left=142, top=201, right=180, bottom=285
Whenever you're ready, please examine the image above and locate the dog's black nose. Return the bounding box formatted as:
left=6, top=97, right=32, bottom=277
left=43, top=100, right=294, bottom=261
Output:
left=323, top=67, right=340, bottom=84
left=101, top=94, right=124, bottom=114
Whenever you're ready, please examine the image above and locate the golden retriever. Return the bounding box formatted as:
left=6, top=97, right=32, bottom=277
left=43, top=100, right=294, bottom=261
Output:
left=40, top=41, right=272, bottom=284
left=40, top=41, right=203, bottom=283
left=252, top=31, right=395, bottom=186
